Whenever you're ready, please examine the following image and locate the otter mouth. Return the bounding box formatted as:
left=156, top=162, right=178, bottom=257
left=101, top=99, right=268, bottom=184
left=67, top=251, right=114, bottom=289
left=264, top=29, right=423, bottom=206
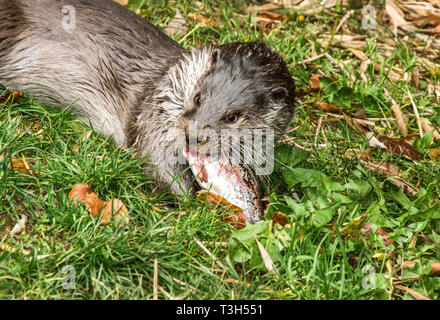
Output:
left=183, top=148, right=264, bottom=224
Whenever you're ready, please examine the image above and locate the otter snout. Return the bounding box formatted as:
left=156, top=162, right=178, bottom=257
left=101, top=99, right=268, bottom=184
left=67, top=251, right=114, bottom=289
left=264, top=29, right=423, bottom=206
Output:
left=175, top=117, right=215, bottom=152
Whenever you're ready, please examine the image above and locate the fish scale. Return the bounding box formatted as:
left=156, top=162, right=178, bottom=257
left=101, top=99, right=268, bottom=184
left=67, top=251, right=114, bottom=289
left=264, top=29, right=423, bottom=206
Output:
left=184, top=149, right=264, bottom=224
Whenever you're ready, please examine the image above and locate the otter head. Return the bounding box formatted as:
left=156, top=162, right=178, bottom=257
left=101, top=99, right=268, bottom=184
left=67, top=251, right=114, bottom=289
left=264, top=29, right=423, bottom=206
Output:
left=171, top=41, right=295, bottom=172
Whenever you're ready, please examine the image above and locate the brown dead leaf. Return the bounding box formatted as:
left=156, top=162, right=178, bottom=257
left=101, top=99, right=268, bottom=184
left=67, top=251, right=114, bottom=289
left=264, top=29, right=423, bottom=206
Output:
left=343, top=113, right=368, bottom=134
left=204, top=192, right=242, bottom=211
left=429, top=148, right=440, bottom=159
left=1, top=153, right=32, bottom=174
left=378, top=135, right=423, bottom=160
left=363, top=224, right=394, bottom=246
left=360, top=160, right=418, bottom=194
left=187, top=12, right=217, bottom=27
left=394, top=260, right=416, bottom=274
left=85, top=193, right=107, bottom=218
left=201, top=192, right=246, bottom=229
left=390, top=104, right=408, bottom=136
left=309, top=74, right=325, bottom=91
left=80, top=130, right=93, bottom=142
left=344, top=148, right=372, bottom=161
left=225, top=278, right=251, bottom=286
left=270, top=211, right=289, bottom=227
left=352, top=109, right=367, bottom=119
left=431, top=262, right=440, bottom=273
left=257, top=11, right=287, bottom=24
left=373, top=63, right=403, bottom=81
left=68, top=184, right=94, bottom=206
left=11, top=157, right=29, bottom=173
left=222, top=212, right=246, bottom=230
left=316, top=101, right=343, bottom=113
left=101, top=199, right=130, bottom=225
left=0, top=90, right=23, bottom=105
left=385, top=0, right=415, bottom=32
left=394, top=284, right=431, bottom=300
left=420, top=118, right=440, bottom=140
left=68, top=185, right=129, bottom=226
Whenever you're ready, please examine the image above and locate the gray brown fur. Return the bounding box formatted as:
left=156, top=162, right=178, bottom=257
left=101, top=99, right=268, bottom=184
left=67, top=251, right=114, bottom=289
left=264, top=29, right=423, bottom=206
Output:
left=0, top=0, right=295, bottom=195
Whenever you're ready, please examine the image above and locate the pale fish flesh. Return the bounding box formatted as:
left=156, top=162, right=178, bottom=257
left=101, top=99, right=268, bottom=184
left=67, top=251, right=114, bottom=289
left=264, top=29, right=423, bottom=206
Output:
left=184, top=149, right=264, bottom=224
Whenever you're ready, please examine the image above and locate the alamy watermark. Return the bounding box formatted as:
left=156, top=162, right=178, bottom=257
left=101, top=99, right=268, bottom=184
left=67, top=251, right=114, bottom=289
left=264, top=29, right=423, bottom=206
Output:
left=62, top=265, right=76, bottom=290
left=62, top=5, right=76, bottom=31
left=361, top=264, right=376, bottom=290
left=362, top=5, right=376, bottom=30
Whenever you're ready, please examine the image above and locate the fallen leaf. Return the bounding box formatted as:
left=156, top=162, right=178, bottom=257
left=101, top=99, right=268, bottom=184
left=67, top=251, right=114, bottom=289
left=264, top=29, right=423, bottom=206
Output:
left=256, top=11, right=287, bottom=25
left=225, top=278, right=251, bottom=286
left=204, top=192, right=242, bottom=211
left=344, top=148, right=372, bottom=161
left=0, top=90, right=23, bottom=105
left=11, top=157, right=29, bottom=173
left=431, top=262, right=440, bottom=273
left=0, top=153, right=31, bottom=174
left=378, top=135, right=423, bottom=160
left=365, top=132, right=387, bottom=150
left=420, top=118, right=440, bottom=140
left=352, top=109, right=367, bottom=119
left=394, top=284, right=431, bottom=300
left=316, top=101, right=343, bottom=113
left=101, top=198, right=130, bottom=225
left=360, top=160, right=418, bottom=194
left=309, top=73, right=326, bottom=90
left=429, top=148, right=440, bottom=159
left=68, top=184, right=94, bottom=206
left=270, top=211, right=289, bottom=226
left=69, top=185, right=129, bottom=226
left=201, top=192, right=246, bottom=229
left=385, top=0, right=415, bottom=32
left=394, top=260, right=416, bottom=274
left=187, top=12, right=217, bottom=27
left=85, top=193, right=107, bottom=218
left=363, top=224, right=394, bottom=246
left=343, top=113, right=368, bottom=134
left=390, top=104, right=408, bottom=136
left=254, top=235, right=274, bottom=272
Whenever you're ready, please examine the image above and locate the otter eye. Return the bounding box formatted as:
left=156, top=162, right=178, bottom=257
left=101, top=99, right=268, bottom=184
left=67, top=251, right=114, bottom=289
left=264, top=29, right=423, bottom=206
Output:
left=224, top=113, right=239, bottom=124
left=194, top=93, right=201, bottom=107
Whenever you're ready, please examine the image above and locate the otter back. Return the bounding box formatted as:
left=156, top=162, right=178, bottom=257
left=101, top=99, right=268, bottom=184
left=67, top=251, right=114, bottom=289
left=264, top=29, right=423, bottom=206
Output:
left=0, top=0, right=186, bottom=146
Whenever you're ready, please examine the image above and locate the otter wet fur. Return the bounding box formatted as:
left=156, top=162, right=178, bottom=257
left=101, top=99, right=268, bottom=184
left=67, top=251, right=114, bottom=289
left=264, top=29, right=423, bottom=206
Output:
left=0, top=0, right=295, bottom=197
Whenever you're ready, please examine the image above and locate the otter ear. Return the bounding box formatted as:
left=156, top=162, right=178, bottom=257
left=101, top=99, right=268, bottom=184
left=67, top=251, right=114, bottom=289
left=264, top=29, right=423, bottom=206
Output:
left=210, top=48, right=221, bottom=66
left=269, top=87, right=288, bottom=103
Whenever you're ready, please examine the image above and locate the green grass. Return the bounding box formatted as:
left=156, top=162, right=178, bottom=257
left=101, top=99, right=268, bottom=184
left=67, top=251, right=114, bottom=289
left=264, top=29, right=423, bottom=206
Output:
left=1, top=0, right=439, bottom=299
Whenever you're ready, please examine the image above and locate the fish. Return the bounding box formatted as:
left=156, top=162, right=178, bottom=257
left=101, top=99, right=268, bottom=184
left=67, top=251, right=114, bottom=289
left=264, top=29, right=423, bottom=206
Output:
left=184, top=148, right=264, bottom=224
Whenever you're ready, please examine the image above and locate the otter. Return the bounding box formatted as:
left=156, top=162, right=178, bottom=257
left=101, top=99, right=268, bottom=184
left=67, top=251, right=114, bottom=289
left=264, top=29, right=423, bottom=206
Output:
left=0, top=0, right=295, bottom=197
